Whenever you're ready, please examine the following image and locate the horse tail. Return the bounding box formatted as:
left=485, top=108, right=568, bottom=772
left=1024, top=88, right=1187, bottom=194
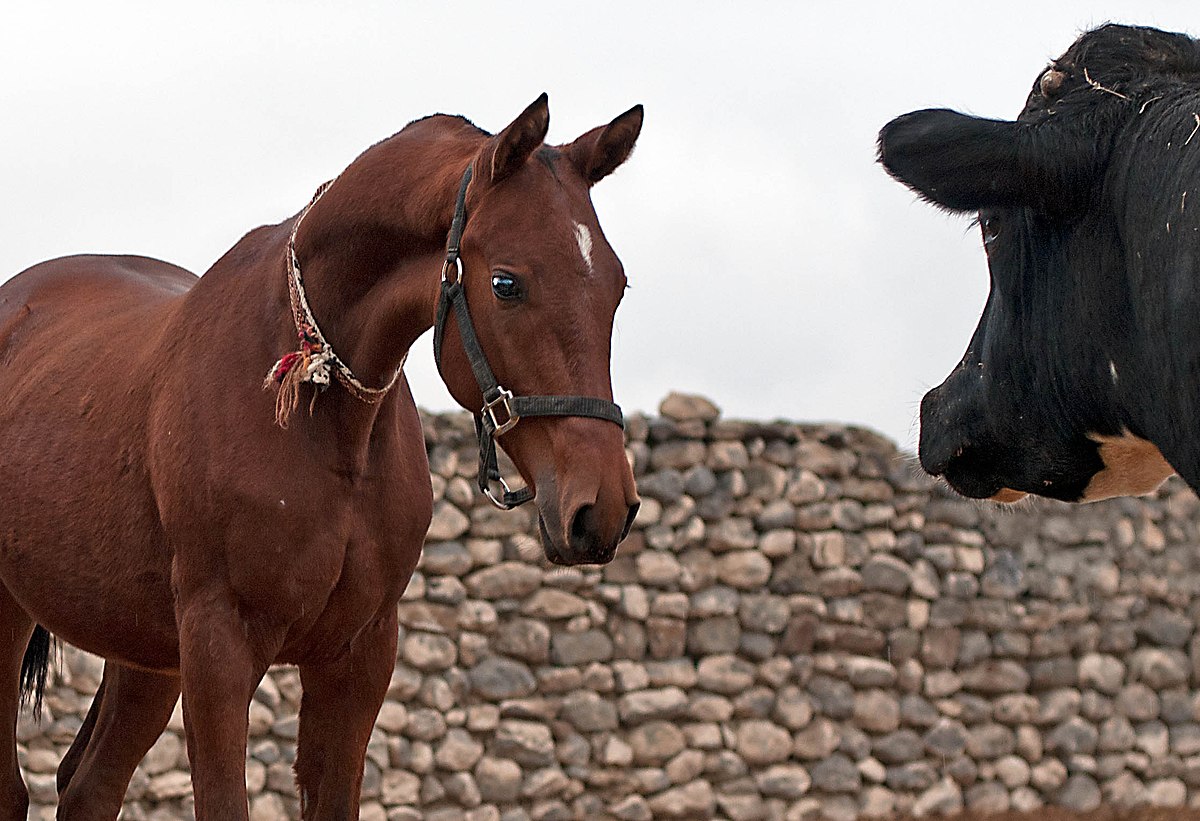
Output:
left=20, top=625, right=53, bottom=715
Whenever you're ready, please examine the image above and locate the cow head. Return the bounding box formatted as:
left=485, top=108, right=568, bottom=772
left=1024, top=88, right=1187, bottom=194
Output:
left=878, top=24, right=1200, bottom=503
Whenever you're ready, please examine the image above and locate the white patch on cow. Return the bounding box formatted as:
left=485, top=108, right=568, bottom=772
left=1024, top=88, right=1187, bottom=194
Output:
left=1082, top=431, right=1175, bottom=502
left=1109, top=360, right=1118, bottom=384
left=573, top=222, right=593, bottom=274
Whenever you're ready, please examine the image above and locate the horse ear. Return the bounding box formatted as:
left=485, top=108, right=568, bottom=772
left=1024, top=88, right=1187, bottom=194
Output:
left=566, top=104, right=644, bottom=185
left=486, top=93, right=550, bottom=184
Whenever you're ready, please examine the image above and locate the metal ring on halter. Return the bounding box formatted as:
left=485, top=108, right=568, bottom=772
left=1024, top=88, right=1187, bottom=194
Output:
left=441, top=256, right=464, bottom=284
left=483, top=475, right=518, bottom=510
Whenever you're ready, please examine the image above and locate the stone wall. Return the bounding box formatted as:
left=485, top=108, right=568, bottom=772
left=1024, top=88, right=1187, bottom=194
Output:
left=18, top=394, right=1200, bottom=820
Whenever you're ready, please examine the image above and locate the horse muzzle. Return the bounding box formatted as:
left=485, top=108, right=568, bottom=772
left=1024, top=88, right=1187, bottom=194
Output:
left=536, top=473, right=639, bottom=566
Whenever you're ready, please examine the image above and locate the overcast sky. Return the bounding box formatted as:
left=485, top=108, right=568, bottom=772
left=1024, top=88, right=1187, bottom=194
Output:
left=2, top=2, right=1195, bottom=449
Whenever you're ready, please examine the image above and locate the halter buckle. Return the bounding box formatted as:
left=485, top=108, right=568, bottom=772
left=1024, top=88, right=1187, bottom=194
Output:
left=441, top=255, right=464, bottom=284
left=483, top=388, right=519, bottom=437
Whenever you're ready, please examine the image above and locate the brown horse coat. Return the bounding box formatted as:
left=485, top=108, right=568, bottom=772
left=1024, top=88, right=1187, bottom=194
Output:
left=0, top=95, right=641, bottom=818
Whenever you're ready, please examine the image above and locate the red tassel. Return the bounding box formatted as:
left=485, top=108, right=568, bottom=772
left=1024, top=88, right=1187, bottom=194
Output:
left=269, top=352, right=302, bottom=383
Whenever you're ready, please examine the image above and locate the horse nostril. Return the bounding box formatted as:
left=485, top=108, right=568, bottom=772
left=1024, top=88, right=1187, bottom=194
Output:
left=620, top=502, right=639, bottom=541
left=570, top=504, right=595, bottom=552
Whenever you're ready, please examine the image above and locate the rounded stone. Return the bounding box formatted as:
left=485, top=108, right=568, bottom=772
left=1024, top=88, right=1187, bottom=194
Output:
left=645, top=779, right=716, bottom=819
left=1078, top=653, right=1125, bottom=695
left=427, top=502, right=470, bottom=541
left=659, top=392, right=720, bottom=422
left=403, top=632, right=457, bottom=671
left=435, top=728, right=485, bottom=772
left=716, top=551, right=772, bottom=589
left=560, top=691, right=618, bottom=732
left=1057, top=774, right=1102, bottom=812
left=475, top=756, right=523, bottom=803
left=774, top=686, right=814, bottom=730
left=793, top=717, right=841, bottom=760
left=1147, top=777, right=1187, bottom=807
left=521, top=589, right=589, bottom=620
left=493, top=721, right=555, bottom=767
left=809, top=754, right=861, bottom=793
left=914, top=778, right=964, bottom=816
left=635, top=551, right=682, bottom=586
left=874, top=730, right=924, bottom=765
left=861, top=554, right=911, bottom=594
left=465, top=562, right=543, bottom=600
left=469, top=657, right=536, bottom=700
left=697, top=655, right=755, bottom=694
left=550, top=630, right=613, bottom=666
left=756, top=764, right=812, bottom=799
left=382, top=770, right=421, bottom=804
left=854, top=690, right=900, bottom=734
left=628, top=720, right=687, bottom=764
left=664, top=749, right=705, bottom=785
left=734, top=720, right=792, bottom=765
left=617, top=686, right=688, bottom=723
left=493, top=618, right=551, bottom=664
left=843, top=656, right=898, bottom=689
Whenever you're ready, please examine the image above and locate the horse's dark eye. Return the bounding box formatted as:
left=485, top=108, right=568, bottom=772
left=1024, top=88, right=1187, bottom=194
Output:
left=491, top=273, right=521, bottom=301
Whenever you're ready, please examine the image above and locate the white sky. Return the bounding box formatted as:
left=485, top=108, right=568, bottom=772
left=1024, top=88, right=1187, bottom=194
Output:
left=2, top=2, right=1195, bottom=449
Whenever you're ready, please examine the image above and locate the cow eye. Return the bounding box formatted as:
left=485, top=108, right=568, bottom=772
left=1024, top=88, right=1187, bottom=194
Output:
left=981, top=217, right=1001, bottom=246
left=491, top=272, right=522, bottom=301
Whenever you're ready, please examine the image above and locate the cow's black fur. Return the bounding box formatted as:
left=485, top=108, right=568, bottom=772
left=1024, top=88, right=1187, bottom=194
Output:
left=878, top=24, right=1200, bottom=501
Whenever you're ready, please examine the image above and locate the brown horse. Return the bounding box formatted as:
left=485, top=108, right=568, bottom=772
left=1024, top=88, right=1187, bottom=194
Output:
left=0, top=94, right=641, bottom=818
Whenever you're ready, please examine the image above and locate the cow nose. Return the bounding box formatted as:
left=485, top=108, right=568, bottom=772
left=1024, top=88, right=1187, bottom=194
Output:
left=920, top=443, right=954, bottom=477
left=918, top=386, right=958, bottom=477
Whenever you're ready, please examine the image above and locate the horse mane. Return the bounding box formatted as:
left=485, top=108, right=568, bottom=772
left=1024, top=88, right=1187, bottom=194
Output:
left=353, top=113, right=491, bottom=160
left=401, top=113, right=491, bottom=137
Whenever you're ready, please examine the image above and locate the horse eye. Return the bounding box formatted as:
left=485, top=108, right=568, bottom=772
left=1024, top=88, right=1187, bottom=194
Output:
left=491, top=272, right=522, bottom=301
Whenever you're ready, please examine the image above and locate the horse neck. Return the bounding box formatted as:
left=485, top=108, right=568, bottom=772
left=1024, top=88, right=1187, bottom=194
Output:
left=289, top=143, right=477, bottom=389
left=188, top=132, right=478, bottom=460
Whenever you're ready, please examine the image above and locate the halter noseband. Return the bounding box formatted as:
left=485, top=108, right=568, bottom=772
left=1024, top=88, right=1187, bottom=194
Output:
left=432, top=165, right=625, bottom=510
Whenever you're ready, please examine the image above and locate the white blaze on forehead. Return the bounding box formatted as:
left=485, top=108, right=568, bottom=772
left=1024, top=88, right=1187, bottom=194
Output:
left=573, top=222, right=594, bottom=274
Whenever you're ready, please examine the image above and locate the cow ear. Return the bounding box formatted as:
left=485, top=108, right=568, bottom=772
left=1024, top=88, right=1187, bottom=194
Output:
left=878, top=108, right=1099, bottom=214
left=566, top=104, right=644, bottom=185
left=486, top=93, right=550, bottom=184
left=878, top=109, right=1028, bottom=212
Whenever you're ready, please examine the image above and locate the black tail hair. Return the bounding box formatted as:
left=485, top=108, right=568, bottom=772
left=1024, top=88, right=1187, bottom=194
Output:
left=19, top=625, right=53, bottom=716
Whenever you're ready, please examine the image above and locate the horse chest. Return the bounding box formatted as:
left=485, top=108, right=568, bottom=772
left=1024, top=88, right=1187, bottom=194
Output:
left=267, top=488, right=429, bottom=663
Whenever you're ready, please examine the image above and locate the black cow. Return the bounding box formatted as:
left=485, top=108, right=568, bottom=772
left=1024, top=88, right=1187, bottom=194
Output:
left=878, top=23, right=1200, bottom=504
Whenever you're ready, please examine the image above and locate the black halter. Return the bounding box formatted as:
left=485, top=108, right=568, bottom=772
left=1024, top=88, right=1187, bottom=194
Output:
left=432, top=165, right=625, bottom=510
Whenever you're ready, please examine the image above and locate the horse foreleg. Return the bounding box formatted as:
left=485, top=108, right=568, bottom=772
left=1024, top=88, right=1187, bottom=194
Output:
left=177, top=594, right=271, bottom=821
left=294, top=612, right=398, bottom=819
left=0, top=589, right=32, bottom=820
left=56, top=664, right=179, bottom=820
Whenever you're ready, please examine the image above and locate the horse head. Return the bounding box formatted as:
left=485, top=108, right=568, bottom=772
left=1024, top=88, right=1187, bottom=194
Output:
left=434, top=95, right=643, bottom=565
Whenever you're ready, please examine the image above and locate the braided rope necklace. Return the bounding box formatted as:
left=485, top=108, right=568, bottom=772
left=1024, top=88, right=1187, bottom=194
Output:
left=264, top=180, right=405, bottom=426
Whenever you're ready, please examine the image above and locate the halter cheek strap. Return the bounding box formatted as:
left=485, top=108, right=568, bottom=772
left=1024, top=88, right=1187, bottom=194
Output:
left=432, top=165, right=625, bottom=510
